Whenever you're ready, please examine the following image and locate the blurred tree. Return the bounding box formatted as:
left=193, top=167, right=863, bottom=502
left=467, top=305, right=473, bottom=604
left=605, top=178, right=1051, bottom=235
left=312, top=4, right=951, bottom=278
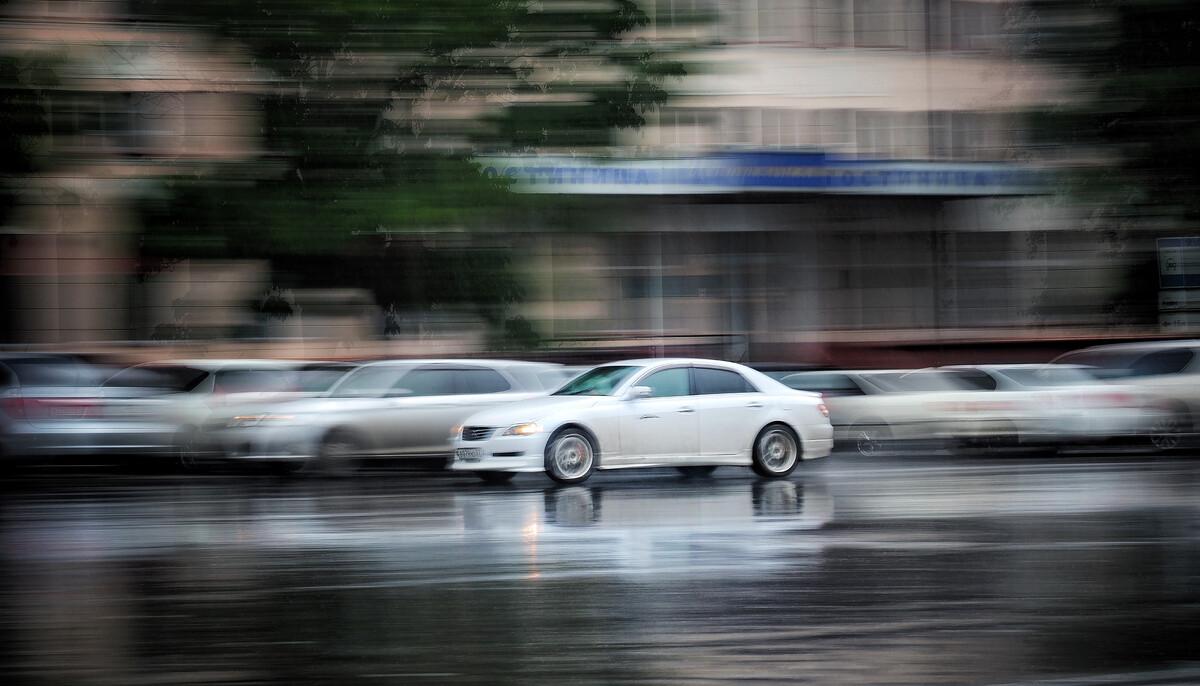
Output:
left=0, top=53, right=55, bottom=225
left=129, top=0, right=683, bottom=345
left=1023, top=0, right=1200, bottom=222
left=1021, top=0, right=1200, bottom=325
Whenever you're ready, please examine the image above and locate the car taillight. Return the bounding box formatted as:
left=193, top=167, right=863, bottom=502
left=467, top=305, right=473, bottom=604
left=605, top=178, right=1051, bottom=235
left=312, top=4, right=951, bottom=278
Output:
left=0, top=397, right=101, bottom=420
left=817, top=401, right=829, bottom=418
left=1084, top=392, right=1135, bottom=408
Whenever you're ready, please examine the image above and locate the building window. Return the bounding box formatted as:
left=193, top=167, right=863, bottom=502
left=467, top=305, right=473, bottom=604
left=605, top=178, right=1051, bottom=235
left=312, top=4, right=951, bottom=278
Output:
left=950, top=0, right=1009, bottom=53
left=854, top=110, right=927, bottom=159
left=756, top=0, right=848, bottom=46
left=853, top=0, right=925, bottom=50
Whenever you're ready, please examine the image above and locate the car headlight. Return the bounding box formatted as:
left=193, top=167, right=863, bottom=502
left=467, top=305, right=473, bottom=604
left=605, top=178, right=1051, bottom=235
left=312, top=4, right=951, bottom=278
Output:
left=502, top=422, right=541, bottom=437
left=227, top=413, right=296, bottom=428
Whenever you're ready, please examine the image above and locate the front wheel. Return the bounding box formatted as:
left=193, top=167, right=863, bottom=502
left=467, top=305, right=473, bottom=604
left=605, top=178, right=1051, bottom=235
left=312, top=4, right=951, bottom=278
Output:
left=544, top=428, right=596, bottom=485
left=751, top=424, right=801, bottom=478
left=316, top=430, right=363, bottom=476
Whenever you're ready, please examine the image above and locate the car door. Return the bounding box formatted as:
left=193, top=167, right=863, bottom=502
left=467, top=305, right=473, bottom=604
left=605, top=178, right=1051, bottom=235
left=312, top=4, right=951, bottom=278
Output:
left=617, top=366, right=699, bottom=461
left=386, top=365, right=526, bottom=457
left=692, top=366, right=766, bottom=458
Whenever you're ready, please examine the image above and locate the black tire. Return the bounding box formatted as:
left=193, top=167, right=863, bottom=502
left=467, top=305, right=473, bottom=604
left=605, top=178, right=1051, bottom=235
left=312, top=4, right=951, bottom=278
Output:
left=1149, top=410, right=1189, bottom=452
left=316, top=429, right=363, bottom=476
left=676, top=465, right=718, bottom=478
left=544, top=427, right=596, bottom=485
left=850, top=422, right=891, bottom=457
left=175, top=428, right=208, bottom=472
left=751, top=424, right=801, bottom=478
left=979, top=423, right=1020, bottom=453
left=475, top=470, right=517, bottom=484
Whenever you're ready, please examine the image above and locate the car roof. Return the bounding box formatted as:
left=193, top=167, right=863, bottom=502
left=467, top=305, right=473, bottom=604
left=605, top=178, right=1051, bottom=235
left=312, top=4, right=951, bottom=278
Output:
left=131, top=359, right=313, bottom=370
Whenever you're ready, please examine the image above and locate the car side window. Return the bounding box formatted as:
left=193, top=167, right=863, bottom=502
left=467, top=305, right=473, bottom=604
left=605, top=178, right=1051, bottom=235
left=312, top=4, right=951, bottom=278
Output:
left=460, top=368, right=512, bottom=394
left=639, top=368, right=691, bottom=398
left=1129, top=349, right=1195, bottom=377
left=392, top=368, right=459, bottom=396
left=780, top=372, right=863, bottom=396
left=694, top=367, right=756, bottom=395
left=945, top=369, right=996, bottom=391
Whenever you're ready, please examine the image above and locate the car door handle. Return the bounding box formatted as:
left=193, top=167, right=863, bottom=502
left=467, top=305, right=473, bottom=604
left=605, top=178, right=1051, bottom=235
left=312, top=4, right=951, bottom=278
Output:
left=641, top=414, right=659, bottom=420
left=678, top=407, right=695, bottom=414
left=747, top=402, right=764, bottom=408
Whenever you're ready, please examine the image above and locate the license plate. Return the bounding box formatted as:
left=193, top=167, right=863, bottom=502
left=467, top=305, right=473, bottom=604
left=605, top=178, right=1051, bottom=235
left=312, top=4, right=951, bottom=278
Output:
left=456, top=447, right=483, bottom=462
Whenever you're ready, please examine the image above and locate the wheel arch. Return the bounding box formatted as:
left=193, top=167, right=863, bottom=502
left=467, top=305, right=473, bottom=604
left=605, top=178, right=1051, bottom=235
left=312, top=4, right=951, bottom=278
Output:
left=547, top=422, right=601, bottom=458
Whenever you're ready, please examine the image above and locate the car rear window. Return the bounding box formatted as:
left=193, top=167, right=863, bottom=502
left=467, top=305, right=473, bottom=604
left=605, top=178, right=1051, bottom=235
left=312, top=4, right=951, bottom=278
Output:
left=778, top=372, right=864, bottom=396
left=694, top=367, right=756, bottom=395
left=104, top=365, right=208, bottom=392
left=1, top=357, right=99, bottom=387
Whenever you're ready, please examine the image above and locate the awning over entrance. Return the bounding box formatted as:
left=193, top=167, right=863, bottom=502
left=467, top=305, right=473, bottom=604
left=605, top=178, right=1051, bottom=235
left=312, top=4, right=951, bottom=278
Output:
left=477, top=151, right=1046, bottom=197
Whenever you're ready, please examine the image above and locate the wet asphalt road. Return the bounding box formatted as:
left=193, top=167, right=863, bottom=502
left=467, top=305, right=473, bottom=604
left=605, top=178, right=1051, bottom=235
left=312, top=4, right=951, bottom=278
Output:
left=1, top=452, right=1198, bottom=685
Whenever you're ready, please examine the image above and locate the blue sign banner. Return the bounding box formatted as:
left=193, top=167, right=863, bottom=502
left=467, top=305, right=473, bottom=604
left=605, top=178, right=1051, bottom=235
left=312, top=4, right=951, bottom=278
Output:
left=476, top=151, right=1045, bottom=197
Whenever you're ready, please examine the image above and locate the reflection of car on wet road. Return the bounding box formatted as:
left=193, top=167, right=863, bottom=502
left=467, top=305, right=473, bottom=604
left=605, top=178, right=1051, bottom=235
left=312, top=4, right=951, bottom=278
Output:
left=1051, top=340, right=1200, bottom=450
left=204, top=359, right=570, bottom=473
left=450, top=358, right=833, bottom=484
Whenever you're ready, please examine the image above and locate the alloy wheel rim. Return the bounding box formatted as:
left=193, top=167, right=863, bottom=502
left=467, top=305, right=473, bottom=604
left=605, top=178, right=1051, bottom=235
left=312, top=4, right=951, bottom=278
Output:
left=760, top=430, right=797, bottom=472
left=553, top=435, right=592, bottom=478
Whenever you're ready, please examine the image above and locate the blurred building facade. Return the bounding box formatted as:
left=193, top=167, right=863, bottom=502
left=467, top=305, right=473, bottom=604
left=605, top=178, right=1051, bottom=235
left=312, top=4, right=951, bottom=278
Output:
left=499, top=0, right=1140, bottom=362
left=0, top=1, right=1160, bottom=362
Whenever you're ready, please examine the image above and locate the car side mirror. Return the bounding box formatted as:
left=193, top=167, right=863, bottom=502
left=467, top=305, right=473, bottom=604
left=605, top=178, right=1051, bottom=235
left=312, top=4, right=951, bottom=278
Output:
left=627, top=386, right=652, bottom=400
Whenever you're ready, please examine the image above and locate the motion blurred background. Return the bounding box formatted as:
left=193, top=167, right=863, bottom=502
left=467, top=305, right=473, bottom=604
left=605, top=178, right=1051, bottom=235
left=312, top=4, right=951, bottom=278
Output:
left=0, top=0, right=1195, bottom=367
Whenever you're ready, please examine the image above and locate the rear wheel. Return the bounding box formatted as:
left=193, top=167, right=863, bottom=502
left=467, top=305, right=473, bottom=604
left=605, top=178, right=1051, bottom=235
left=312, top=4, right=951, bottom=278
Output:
left=751, top=424, right=800, bottom=478
left=316, top=430, right=363, bottom=476
left=850, top=422, right=891, bottom=457
left=176, top=428, right=208, bottom=472
left=1149, top=410, right=1189, bottom=452
left=544, top=428, right=596, bottom=485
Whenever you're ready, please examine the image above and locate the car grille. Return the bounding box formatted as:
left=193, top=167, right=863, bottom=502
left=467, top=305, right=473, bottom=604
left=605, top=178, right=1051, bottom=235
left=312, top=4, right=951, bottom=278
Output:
left=462, top=426, right=495, bottom=442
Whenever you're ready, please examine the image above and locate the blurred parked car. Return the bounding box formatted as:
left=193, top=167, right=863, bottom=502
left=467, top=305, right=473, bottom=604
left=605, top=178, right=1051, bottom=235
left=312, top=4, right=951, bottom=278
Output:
left=450, top=358, right=833, bottom=484
left=203, top=359, right=570, bottom=474
left=772, top=369, right=971, bottom=456
left=0, top=353, right=176, bottom=463
left=1051, top=340, right=1200, bottom=450
left=101, top=359, right=361, bottom=468
left=937, top=364, right=1163, bottom=450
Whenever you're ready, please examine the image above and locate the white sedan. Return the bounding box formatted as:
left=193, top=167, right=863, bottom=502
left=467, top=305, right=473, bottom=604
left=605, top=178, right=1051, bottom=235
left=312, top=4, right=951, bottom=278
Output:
left=449, top=358, right=833, bottom=484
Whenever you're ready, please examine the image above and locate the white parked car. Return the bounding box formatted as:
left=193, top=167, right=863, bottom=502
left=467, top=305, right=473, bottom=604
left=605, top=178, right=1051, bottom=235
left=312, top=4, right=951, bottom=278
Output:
left=101, top=358, right=359, bottom=468
left=449, top=358, right=833, bottom=484
left=937, top=364, right=1163, bottom=450
left=203, top=359, right=571, bottom=474
left=1051, top=339, right=1200, bottom=450
left=771, top=369, right=973, bottom=456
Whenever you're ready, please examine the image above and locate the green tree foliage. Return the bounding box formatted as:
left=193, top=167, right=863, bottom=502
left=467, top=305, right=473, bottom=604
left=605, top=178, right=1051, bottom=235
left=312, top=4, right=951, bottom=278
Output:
left=0, top=53, right=56, bottom=224
left=127, top=0, right=681, bottom=341
left=1023, top=0, right=1200, bottom=221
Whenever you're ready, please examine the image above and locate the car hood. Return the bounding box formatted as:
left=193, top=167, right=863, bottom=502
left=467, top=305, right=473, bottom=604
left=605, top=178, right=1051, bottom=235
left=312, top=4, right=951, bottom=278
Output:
left=460, top=394, right=608, bottom=427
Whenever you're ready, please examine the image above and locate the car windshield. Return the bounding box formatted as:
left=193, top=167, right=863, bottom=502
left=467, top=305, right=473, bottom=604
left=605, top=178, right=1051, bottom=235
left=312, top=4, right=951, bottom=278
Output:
left=553, top=365, right=640, bottom=396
